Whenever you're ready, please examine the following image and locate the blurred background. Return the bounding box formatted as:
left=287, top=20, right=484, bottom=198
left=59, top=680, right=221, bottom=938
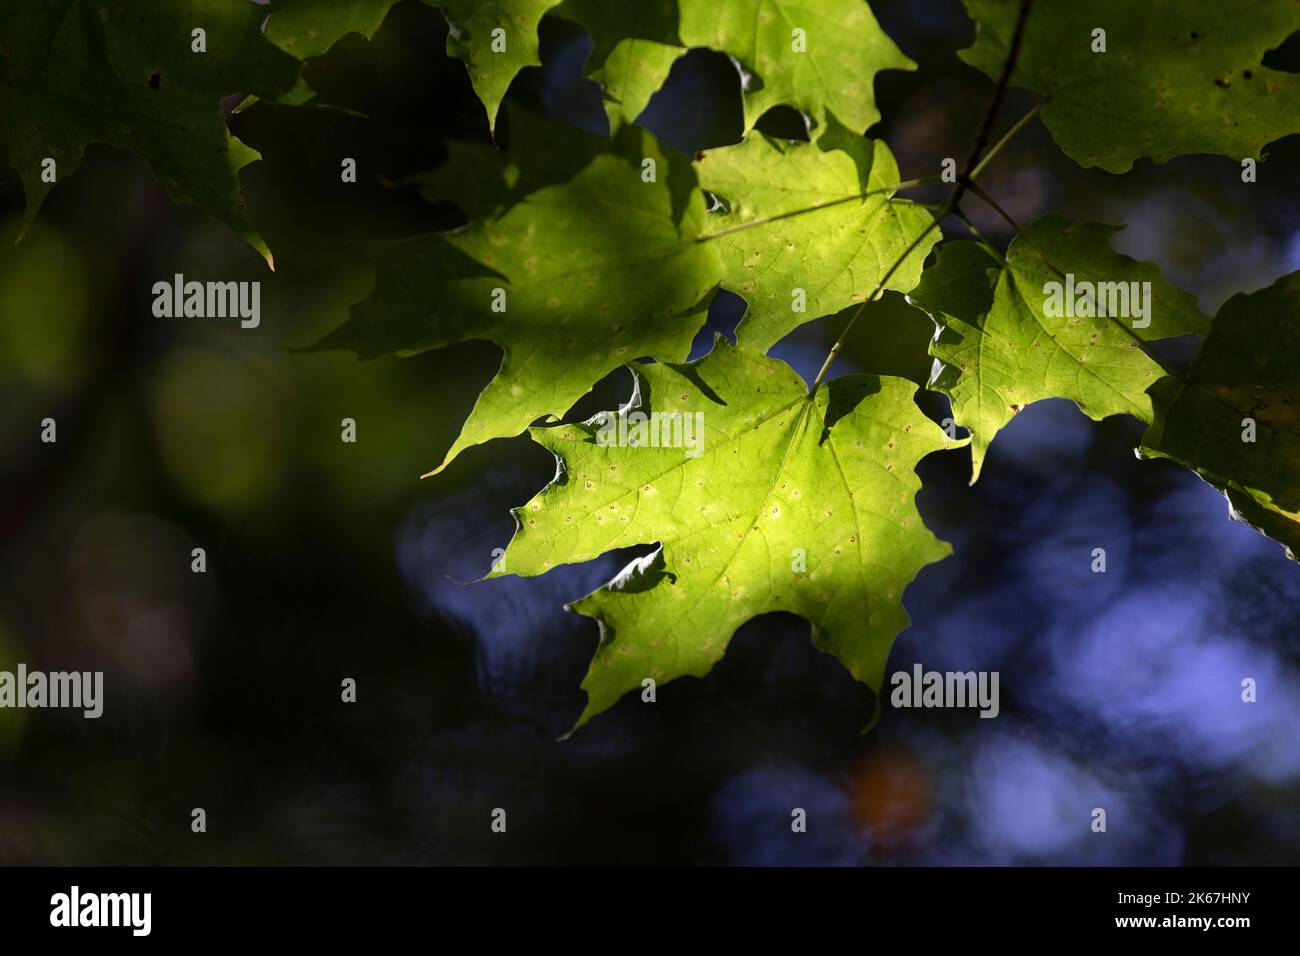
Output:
left=1, top=0, right=1298, bottom=865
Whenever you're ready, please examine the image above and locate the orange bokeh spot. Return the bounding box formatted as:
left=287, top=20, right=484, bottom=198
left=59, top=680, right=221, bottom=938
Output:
left=851, top=749, right=932, bottom=841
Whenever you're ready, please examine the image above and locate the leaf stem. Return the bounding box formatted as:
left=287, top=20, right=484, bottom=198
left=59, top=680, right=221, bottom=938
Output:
left=966, top=179, right=1023, bottom=236
left=952, top=206, right=1009, bottom=266
left=810, top=0, right=1037, bottom=392
left=967, top=102, right=1043, bottom=184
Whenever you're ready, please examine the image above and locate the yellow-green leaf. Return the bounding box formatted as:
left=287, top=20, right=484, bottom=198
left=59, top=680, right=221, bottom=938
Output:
left=499, top=339, right=963, bottom=729
left=909, top=217, right=1210, bottom=481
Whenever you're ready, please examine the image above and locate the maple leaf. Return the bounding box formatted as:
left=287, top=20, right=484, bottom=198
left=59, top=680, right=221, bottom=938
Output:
left=495, top=339, right=963, bottom=729
left=442, top=0, right=565, bottom=132
left=1140, top=270, right=1300, bottom=559
left=263, top=0, right=562, bottom=131
left=1, top=0, right=300, bottom=262
left=264, top=0, right=415, bottom=60
left=908, top=216, right=1209, bottom=481
left=406, top=103, right=630, bottom=220
left=679, top=0, right=915, bottom=137
left=960, top=0, right=1300, bottom=172
left=254, top=0, right=422, bottom=111
left=696, top=121, right=938, bottom=351
left=319, top=135, right=722, bottom=474
left=330, top=121, right=936, bottom=472
left=553, top=0, right=686, bottom=129
left=556, top=0, right=915, bottom=136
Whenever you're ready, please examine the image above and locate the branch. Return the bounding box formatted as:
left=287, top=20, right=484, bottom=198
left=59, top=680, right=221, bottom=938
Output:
left=954, top=0, right=1036, bottom=206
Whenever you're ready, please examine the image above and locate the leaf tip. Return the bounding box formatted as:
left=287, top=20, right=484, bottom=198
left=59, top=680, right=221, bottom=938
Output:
left=14, top=216, right=32, bottom=245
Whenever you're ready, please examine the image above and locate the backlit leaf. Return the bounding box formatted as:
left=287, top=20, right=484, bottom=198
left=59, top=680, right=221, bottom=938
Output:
left=960, top=0, right=1300, bottom=172
left=909, top=216, right=1210, bottom=481
left=498, top=340, right=963, bottom=728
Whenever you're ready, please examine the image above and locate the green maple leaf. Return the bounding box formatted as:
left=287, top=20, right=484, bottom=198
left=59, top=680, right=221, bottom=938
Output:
left=265, top=0, right=681, bottom=130
left=556, top=0, right=915, bottom=135
left=553, top=0, right=686, bottom=129
left=256, top=0, right=422, bottom=110
left=496, top=340, right=963, bottom=729
left=589, top=40, right=686, bottom=132
left=696, top=123, right=938, bottom=351
left=679, top=0, right=914, bottom=137
left=960, top=0, right=1300, bottom=173
left=406, top=103, right=627, bottom=220
left=441, top=0, right=564, bottom=132
left=264, top=0, right=563, bottom=130
left=1139, top=270, right=1300, bottom=559
left=908, top=216, right=1209, bottom=482
left=331, top=122, right=935, bottom=471
left=264, top=0, right=414, bottom=60
left=321, top=137, right=722, bottom=473
left=1, top=0, right=300, bottom=262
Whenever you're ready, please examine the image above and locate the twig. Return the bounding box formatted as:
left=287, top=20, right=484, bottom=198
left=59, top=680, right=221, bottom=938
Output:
left=810, top=0, right=1036, bottom=390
